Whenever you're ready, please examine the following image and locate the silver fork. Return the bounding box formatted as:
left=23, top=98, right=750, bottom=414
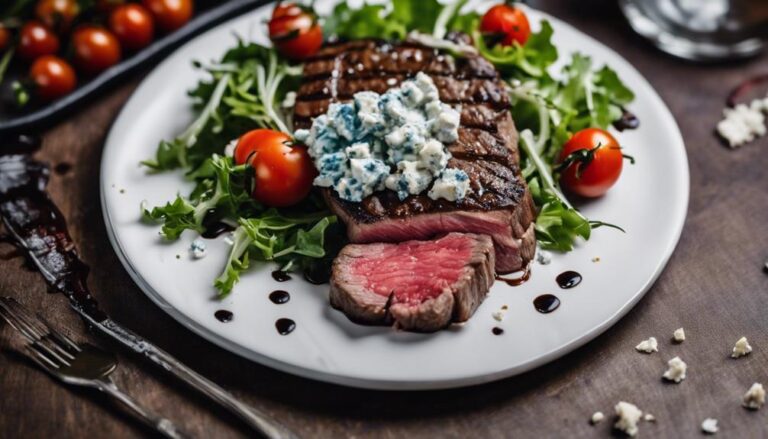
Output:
left=0, top=298, right=187, bottom=439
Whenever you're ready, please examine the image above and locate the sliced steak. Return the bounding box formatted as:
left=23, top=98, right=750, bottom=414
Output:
left=330, top=233, right=495, bottom=332
left=296, top=39, right=536, bottom=273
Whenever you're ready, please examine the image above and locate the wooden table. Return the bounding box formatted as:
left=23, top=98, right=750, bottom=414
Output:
left=1, top=1, right=767, bottom=437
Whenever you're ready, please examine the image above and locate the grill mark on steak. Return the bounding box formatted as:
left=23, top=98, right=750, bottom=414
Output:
left=296, top=76, right=509, bottom=109
left=294, top=102, right=509, bottom=132
left=304, top=40, right=497, bottom=80
left=296, top=39, right=537, bottom=274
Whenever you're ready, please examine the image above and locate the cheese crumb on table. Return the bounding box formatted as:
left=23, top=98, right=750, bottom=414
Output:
left=614, top=401, right=642, bottom=437
left=673, top=327, right=685, bottom=343
left=731, top=336, right=752, bottom=358
left=701, top=418, right=718, bottom=434
left=635, top=337, right=658, bottom=353
left=662, top=356, right=687, bottom=383
left=717, top=96, right=768, bottom=147
left=590, top=411, right=604, bottom=425
left=491, top=311, right=505, bottom=322
left=743, top=383, right=765, bottom=410
left=643, top=413, right=655, bottom=422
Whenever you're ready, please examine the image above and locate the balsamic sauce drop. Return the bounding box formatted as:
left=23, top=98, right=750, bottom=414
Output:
left=214, top=310, right=233, bottom=323
left=495, top=264, right=532, bottom=286
left=275, top=318, right=296, bottom=335
left=269, top=290, right=290, bottom=304
left=271, top=270, right=292, bottom=282
left=201, top=212, right=235, bottom=239
left=492, top=327, right=504, bottom=335
left=556, top=271, right=582, bottom=289
left=612, top=108, right=640, bottom=131
left=303, top=265, right=331, bottom=284
left=533, top=295, right=561, bottom=314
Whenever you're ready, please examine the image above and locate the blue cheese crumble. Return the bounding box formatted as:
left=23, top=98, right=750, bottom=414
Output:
left=294, top=72, right=472, bottom=202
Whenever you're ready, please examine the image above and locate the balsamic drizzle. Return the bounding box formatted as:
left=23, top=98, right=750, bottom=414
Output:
left=496, top=264, right=532, bottom=286
left=556, top=271, right=582, bottom=289
left=271, top=270, right=292, bottom=282
left=492, top=327, right=504, bottom=335
left=533, top=295, right=561, bottom=314
left=269, top=290, right=290, bottom=304
left=275, top=318, right=296, bottom=335
left=214, top=310, right=233, bottom=323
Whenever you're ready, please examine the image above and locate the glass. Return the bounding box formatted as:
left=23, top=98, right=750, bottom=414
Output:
left=619, top=0, right=768, bottom=61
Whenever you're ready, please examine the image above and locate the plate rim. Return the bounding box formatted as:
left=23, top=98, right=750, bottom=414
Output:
left=100, top=5, right=690, bottom=390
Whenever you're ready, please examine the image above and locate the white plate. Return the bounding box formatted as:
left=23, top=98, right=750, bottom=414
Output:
left=101, top=1, right=689, bottom=390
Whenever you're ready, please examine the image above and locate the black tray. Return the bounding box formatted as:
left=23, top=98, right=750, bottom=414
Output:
left=0, top=0, right=271, bottom=136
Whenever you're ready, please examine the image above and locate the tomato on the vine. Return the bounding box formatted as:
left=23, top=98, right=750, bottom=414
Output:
left=35, top=0, right=80, bottom=33
left=110, top=4, right=155, bottom=51
left=141, top=0, right=193, bottom=32
left=0, top=25, right=9, bottom=51
left=30, top=55, right=77, bottom=101
left=480, top=3, right=531, bottom=46
left=72, top=26, right=122, bottom=74
left=557, top=128, right=630, bottom=198
left=268, top=2, right=322, bottom=60
left=234, top=129, right=317, bottom=207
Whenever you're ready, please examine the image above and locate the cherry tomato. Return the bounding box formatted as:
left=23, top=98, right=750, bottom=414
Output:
left=558, top=128, right=625, bottom=198
left=0, top=25, right=9, bottom=52
left=141, top=0, right=193, bottom=32
left=96, top=0, right=126, bottom=13
left=480, top=4, right=531, bottom=46
left=18, top=21, right=60, bottom=61
left=30, top=55, right=77, bottom=101
left=234, top=129, right=317, bottom=207
left=72, top=27, right=122, bottom=74
left=35, top=0, right=80, bottom=33
left=110, top=4, right=155, bottom=51
left=268, top=2, right=322, bottom=60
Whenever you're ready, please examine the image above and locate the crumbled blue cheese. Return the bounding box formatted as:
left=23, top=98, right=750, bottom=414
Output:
left=743, top=383, right=765, bottom=410
left=635, top=337, right=658, bottom=353
left=295, top=72, right=471, bottom=202
left=590, top=411, right=604, bottom=425
left=662, top=356, right=687, bottom=383
left=717, top=97, right=768, bottom=147
left=701, top=418, right=718, bottom=434
left=732, top=336, right=752, bottom=358
left=673, top=327, right=686, bottom=343
left=190, top=239, right=207, bottom=259
left=614, top=401, right=642, bottom=437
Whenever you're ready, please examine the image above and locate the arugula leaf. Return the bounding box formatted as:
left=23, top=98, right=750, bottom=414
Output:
left=215, top=213, right=337, bottom=297
left=473, top=20, right=558, bottom=77
left=325, top=0, right=457, bottom=41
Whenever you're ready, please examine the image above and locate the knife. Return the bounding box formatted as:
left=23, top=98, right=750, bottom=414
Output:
left=0, top=153, right=298, bottom=439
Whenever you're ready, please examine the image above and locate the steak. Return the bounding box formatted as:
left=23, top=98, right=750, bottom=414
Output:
left=330, top=233, right=495, bottom=332
left=295, top=38, right=536, bottom=273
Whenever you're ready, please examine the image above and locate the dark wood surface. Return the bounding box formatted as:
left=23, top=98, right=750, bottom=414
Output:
left=1, top=1, right=767, bottom=437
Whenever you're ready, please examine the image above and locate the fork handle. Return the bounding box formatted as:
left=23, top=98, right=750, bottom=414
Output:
left=75, top=309, right=298, bottom=439
left=97, top=378, right=187, bottom=439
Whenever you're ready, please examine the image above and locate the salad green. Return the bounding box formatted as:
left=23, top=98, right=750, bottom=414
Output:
left=143, top=0, right=637, bottom=297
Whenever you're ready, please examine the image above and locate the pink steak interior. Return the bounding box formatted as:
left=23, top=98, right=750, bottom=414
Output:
left=348, top=234, right=475, bottom=305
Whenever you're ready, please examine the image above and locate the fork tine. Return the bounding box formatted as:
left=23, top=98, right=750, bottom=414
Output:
left=30, top=340, right=72, bottom=368
left=3, top=298, right=47, bottom=338
left=26, top=344, right=62, bottom=370
left=38, top=314, right=81, bottom=353
left=0, top=301, right=42, bottom=342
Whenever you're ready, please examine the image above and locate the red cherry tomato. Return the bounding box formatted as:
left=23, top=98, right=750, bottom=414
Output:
left=558, top=128, right=625, bottom=198
left=141, top=0, right=193, bottom=32
left=0, top=25, right=9, bottom=51
left=30, top=55, right=77, bottom=101
left=234, top=129, right=317, bottom=207
left=72, top=27, right=122, bottom=74
left=35, top=0, right=80, bottom=33
left=110, top=4, right=155, bottom=51
left=268, top=2, right=322, bottom=60
left=96, top=0, right=126, bottom=13
left=17, top=21, right=60, bottom=61
left=480, top=4, right=531, bottom=46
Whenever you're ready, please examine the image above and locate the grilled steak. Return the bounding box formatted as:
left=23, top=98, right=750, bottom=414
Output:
left=295, top=38, right=536, bottom=274
left=330, top=233, right=495, bottom=332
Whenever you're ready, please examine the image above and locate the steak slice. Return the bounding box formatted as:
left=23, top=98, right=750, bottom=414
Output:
left=295, top=39, right=536, bottom=273
left=330, top=233, right=495, bottom=332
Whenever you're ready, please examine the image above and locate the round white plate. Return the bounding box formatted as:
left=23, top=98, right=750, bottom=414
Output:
left=101, top=1, right=689, bottom=390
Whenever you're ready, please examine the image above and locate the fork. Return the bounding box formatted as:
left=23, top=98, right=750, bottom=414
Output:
left=0, top=298, right=187, bottom=439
